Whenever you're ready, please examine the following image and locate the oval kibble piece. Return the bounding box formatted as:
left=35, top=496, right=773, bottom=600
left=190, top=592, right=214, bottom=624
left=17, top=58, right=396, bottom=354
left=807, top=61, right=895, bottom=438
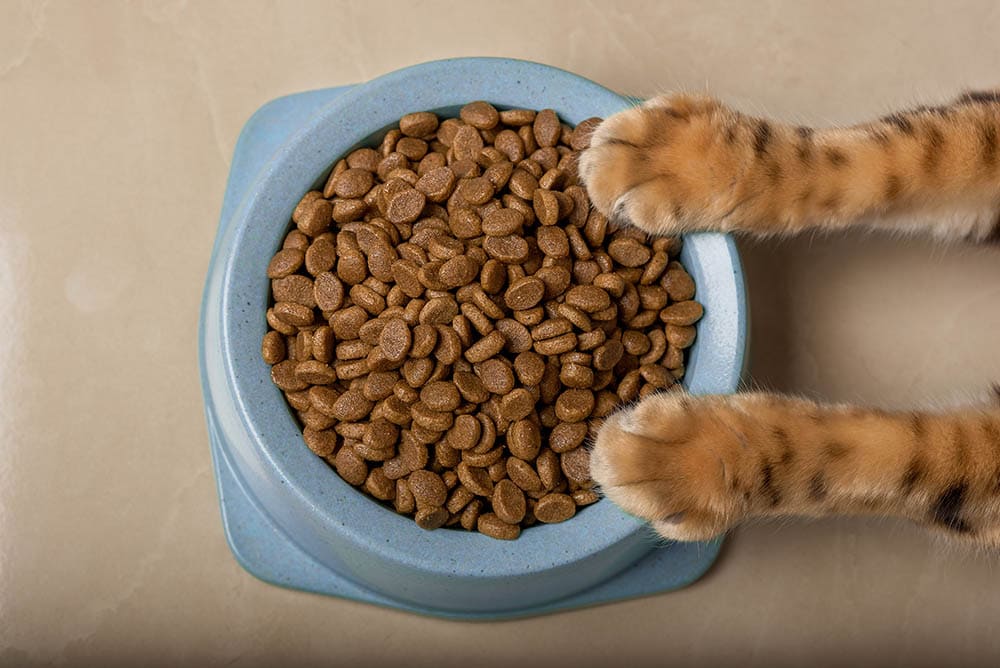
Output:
left=394, top=479, right=416, bottom=513
left=473, top=360, right=513, bottom=396
left=555, top=389, right=595, bottom=423
left=507, top=457, right=543, bottom=492
left=477, top=512, right=520, bottom=540
left=457, top=462, right=494, bottom=497
left=399, top=111, right=439, bottom=138
left=379, top=318, right=412, bottom=363
left=415, top=166, right=457, bottom=203
left=504, top=276, right=545, bottom=310
left=500, top=389, right=536, bottom=422
left=482, top=208, right=524, bottom=236
left=267, top=248, right=304, bottom=278
left=334, top=446, right=368, bottom=486
left=483, top=234, right=530, bottom=263
left=532, top=189, right=560, bottom=226
left=460, top=101, right=500, bottom=129
left=409, top=469, right=448, bottom=508
left=565, top=285, right=610, bottom=313
left=663, top=267, right=696, bottom=301
left=415, top=506, right=449, bottom=530
left=660, top=301, right=704, bottom=326
left=454, top=371, right=490, bottom=403
left=608, top=237, right=652, bottom=267
left=464, top=330, right=506, bottom=363
left=447, top=414, right=482, bottom=451
left=513, top=351, right=546, bottom=386
left=330, top=391, right=374, bottom=422
left=550, top=422, right=589, bottom=453
left=295, top=360, right=337, bottom=385
left=261, top=331, right=286, bottom=365
left=420, top=381, right=461, bottom=412
left=572, top=488, right=599, bottom=506
left=665, top=324, right=697, bottom=348
left=438, top=255, right=479, bottom=288
left=507, top=419, right=542, bottom=460
left=492, top=479, right=527, bottom=525
left=386, top=188, right=426, bottom=224
left=593, top=339, right=624, bottom=371
left=333, top=168, right=374, bottom=199
left=570, top=117, right=602, bottom=151
left=560, top=447, right=591, bottom=486
left=534, top=493, right=577, bottom=523
left=494, top=318, right=532, bottom=353
left=533, top=109, right=562, bottom=148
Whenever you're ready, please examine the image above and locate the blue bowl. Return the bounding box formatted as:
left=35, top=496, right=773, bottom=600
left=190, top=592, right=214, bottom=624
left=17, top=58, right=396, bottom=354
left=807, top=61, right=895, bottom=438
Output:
left=199, top=57, right=748, bottom=618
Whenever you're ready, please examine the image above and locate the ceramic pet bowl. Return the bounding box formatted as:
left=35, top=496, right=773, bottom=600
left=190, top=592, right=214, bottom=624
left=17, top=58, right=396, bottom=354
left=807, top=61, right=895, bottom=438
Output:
left=199, top=57, right=748, bottom=619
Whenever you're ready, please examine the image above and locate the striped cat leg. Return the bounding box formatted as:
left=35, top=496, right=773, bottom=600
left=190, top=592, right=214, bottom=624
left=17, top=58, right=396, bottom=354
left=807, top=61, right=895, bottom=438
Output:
left=579, top=91, right=1000, bottom=242
left=591, top=391, right=1000, bottom=545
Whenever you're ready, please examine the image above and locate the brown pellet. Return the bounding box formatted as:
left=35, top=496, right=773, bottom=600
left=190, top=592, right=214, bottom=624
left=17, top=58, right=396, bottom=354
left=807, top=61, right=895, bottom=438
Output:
left=534, top=493, right=576, bottom=523
left=660, top=300, right=704, bottom=326
left=477, top=512, right=520, bottom=540
left=415, top=506, right=450, bottom=530
left=492, top=479, right=527, bottom=524
left=264, top=105, right=703, bottom=539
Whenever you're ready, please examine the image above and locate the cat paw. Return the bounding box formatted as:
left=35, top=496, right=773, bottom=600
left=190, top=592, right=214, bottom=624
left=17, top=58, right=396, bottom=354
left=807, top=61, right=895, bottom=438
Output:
left=590, top=392, right=745, bottom=541
left=578, top=94, right=743, bottom=236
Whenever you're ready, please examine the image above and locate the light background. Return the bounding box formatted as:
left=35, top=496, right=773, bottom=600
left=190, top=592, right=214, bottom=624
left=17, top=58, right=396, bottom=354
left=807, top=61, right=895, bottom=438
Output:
left=3, top=1, right=1000, bottom=666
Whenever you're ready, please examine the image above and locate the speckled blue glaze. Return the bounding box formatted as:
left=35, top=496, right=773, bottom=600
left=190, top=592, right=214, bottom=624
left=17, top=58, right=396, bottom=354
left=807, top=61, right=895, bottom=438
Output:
left=199, top=58, right=748, bottom=618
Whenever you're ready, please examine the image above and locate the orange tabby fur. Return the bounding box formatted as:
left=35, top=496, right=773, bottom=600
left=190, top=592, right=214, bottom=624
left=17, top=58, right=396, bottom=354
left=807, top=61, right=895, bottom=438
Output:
left=580, top=90, right=1000, bottom=545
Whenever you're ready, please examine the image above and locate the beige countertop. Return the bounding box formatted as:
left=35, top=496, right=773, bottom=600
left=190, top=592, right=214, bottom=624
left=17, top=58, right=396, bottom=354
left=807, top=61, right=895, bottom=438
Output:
left=4, top=1, right=1000, bottom=666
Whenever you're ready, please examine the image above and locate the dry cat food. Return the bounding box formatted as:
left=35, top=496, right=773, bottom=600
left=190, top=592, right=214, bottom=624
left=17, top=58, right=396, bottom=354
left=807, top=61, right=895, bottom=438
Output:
left=261, top=102, right=703, bottom=540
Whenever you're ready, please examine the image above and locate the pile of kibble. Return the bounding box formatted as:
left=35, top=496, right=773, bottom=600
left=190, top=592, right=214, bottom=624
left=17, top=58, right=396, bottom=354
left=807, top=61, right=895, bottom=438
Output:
left=261, top=102, right=703, bottom=540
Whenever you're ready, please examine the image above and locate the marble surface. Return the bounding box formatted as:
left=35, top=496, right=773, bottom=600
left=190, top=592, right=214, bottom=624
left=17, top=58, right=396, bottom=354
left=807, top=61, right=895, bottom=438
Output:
left=3, top=1, right=1000, bottom=666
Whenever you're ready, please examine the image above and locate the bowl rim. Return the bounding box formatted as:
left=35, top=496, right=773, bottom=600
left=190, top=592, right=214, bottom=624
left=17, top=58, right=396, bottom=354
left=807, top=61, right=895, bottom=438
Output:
left=213, top=56, right=746, bottom=581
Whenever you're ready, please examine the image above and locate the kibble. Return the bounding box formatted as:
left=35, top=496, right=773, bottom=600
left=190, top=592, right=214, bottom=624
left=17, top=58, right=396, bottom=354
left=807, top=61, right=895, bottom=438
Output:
left=262, top=105, right=704, bottom=539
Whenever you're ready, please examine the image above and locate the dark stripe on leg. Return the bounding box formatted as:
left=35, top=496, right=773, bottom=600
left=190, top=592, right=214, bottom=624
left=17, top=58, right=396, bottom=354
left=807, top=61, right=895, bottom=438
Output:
left=882, top=113, right=914, bottom=135
left=759, top=459, right=781, bottom=507
left=922, top=125, right=945, bottom=174
left=978, top=122, right=997, bottom=167
left=931, top=483, right=972, bottom=533
left=753, top=120, right=771, bottom=155
left=808, top=472, right=828, bottom=502
left=900, top=458, right=925, bottom=495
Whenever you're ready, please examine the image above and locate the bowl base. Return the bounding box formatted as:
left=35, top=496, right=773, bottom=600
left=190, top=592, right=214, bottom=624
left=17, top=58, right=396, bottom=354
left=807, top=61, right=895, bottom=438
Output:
left=210, top=82, right=722, bottom=619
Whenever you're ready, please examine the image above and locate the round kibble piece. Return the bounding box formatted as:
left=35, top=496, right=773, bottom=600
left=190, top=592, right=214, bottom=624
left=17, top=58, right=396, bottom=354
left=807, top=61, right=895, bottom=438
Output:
left=264, top=104, right=702, bottom=539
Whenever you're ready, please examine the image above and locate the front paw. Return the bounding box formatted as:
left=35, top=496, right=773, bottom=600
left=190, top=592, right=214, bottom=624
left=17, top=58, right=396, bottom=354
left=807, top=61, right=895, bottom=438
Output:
left=578, top=94, right=741, bottom=236
left=590, top=392, right=745, bottom=541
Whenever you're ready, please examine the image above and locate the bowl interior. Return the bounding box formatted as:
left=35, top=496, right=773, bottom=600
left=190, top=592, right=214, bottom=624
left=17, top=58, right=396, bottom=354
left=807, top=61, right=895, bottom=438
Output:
left=220, top=58, right=745, bottom=581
